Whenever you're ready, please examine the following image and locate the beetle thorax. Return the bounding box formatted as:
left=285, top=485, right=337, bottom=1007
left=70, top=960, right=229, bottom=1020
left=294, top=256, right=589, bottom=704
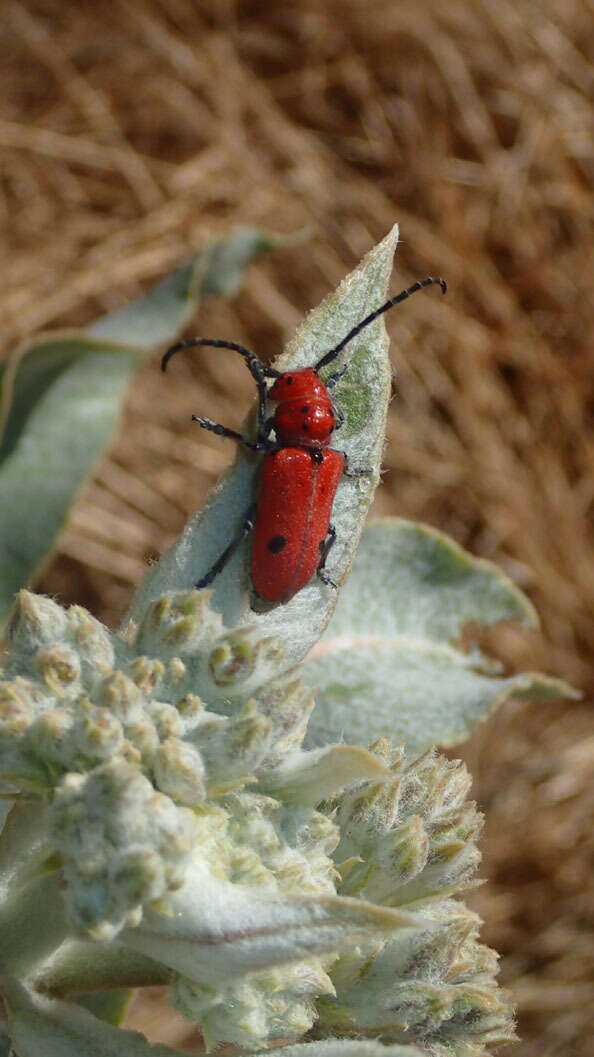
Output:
left=269, top=368, right=336, bottom=447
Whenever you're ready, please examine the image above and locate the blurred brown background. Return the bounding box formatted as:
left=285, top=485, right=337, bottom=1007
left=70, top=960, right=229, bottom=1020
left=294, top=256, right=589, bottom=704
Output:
left=1, top=2, right=592, bottom=1054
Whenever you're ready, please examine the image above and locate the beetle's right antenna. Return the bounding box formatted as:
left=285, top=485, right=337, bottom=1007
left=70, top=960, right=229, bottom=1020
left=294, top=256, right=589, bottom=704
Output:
left=316, top=276, right=447, bottom=374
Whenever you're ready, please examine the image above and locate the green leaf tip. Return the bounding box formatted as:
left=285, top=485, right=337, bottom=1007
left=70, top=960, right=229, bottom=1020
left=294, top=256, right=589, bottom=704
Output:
left=302, top=518, right=577, bottom=754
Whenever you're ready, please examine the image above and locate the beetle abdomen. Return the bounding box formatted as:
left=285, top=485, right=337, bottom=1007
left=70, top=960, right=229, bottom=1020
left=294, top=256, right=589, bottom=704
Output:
left=252, top=448, right=344, bottom=602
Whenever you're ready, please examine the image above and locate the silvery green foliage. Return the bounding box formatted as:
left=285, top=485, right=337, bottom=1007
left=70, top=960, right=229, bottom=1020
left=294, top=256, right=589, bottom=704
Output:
left=0, top=586, right=512, bottom=1056
left=316, top=743, right=513, bottom=1054
left=302, top=520, right=575, bottom=754
left=0, top=228, right=566, bottom=1057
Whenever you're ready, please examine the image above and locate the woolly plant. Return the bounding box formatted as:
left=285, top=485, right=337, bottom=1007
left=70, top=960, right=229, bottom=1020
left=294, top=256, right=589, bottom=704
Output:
left=0, top=226, right=571, bottom=1057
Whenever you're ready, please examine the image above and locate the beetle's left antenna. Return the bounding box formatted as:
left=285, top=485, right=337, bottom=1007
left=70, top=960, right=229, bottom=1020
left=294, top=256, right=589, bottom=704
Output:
left=161, top=338, right=279, bottom=384
left=162, top=338, right=280, bottom=435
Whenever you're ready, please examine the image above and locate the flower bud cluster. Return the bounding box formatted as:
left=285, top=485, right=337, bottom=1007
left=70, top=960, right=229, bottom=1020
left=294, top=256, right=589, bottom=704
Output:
left=315, top=742, right=515, bottom=1053
left=0, top=590, right=514, bottom=1052
left=51, top=761, right=198, bottom=938
left=1, top=591, right=313, bottom=916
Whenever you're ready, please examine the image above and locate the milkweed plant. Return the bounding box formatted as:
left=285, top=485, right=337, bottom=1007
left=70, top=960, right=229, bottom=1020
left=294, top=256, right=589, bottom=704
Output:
left=0, top=226, right=572, bottom=1057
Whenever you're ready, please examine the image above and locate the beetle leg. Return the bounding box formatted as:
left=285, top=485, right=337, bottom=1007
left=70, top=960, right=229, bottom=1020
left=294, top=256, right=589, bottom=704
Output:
left=325, top=363, right=349, bottom=389
left=195, top=504, right=256, bottom=589
left=316, top=524, right=338, bottom=589
left=258, top=415, right=276, bottom=445
left=333, top=450, right=373, bottom=477
left=191, top=416, right=269, bottom=452
left=256, top=379, right=269, bottom=438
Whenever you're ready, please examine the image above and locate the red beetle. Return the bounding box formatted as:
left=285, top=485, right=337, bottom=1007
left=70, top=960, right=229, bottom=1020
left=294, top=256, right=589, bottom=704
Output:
left=162, top=276, right=446, bottom=603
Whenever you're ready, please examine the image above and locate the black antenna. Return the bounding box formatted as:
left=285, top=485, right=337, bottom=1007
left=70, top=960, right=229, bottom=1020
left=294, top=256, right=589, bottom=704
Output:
left=315, top=276, right=447, bottom=372
left=161, top=338, right=280, bottom=431
left=161, top=338, right=280, bottom=384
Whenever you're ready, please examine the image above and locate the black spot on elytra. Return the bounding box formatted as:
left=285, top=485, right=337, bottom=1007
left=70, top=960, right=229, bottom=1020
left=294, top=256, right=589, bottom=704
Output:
left=302, top=423, right=309, bottom=432
left=300, top=405, right=310, bottom=412
left=267, top=535, right=287, bottom=554
left=286, top=377, right=293, bottom=385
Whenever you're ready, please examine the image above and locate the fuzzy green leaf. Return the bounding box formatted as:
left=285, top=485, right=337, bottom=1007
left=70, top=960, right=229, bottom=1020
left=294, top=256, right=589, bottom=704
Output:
left=0, top=339, right=140, bottom=627
left=4, top=981, right=189, bottom=1057
left=0, top=871, right=70, bottom=979
left=258, top=744, right=392, bottom=806
left=128, top=225, right=398, bottom=672
left=72, top=989, right=133, bottom=1027
left=0, top=1023, right=10, bottom=1057
left=33, top=939, right=170, bottom=997
left=0, top=229, right=277, bottom=626
left=120, top=861, right=415, bottom=986
left=254, top=1043, right=429, bottom=1057
left=302, top=519, right=576, bottom=753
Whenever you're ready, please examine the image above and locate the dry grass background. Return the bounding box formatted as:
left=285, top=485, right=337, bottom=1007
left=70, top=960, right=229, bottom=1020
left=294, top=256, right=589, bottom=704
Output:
left=1, top=1, right=593, bottom=1054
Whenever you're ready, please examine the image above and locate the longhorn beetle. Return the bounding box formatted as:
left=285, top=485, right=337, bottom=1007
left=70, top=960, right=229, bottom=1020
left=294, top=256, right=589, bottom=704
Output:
left=162, top=276, right=446, bottom=603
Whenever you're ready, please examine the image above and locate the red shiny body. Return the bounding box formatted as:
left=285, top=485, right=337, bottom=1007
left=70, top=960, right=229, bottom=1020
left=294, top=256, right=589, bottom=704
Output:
left=250, top=367, right=342, bottom=602
left=252, top=447, right=344, bottom=602
left=269, top=369, right=336, bottom=448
